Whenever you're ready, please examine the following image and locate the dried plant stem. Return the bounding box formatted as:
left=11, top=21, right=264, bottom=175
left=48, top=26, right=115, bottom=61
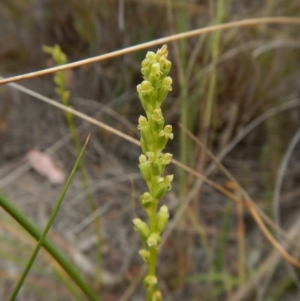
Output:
left=1, top=17, right=300, bottom=85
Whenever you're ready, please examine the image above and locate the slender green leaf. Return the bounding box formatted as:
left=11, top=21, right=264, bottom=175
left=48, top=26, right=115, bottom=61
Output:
left=0, top=135, right=99, bottom=301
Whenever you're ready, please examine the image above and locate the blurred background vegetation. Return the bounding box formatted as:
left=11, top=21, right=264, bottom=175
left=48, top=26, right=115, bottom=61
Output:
left=1, top=0, right=300, bottom=300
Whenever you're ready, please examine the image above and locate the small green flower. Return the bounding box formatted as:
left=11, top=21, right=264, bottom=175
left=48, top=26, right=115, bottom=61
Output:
left=133, top=218, right=150, bottom=241
left=151, top=160, right=162, bottom=176
left=164, top=174, right=174, bottom=191
left=139, top=249, right=150, bottom=262
left=156, top=205, right=169, bottom=233
left=157, top=76, right=173, bottom=103
left=152, top=181, right=168, bottom=199
left=138, top=80, right=154, bottom=95
left=159, top=125, right=174, bottom=140
left=138, top=119, right=153, bottom=145
left=147, top=233, right=161, bottom=248
left=140, top=192, right=155, bottom=208
left=139, top=155, right=152, bottom=182
left=161, top=153, right=172, bottom=165
left=137, top=115, right=148, bottom=129
left=149, top=62, right=162, bottom=82
left=151, top=108, right=164, bottom=124
left=156, top=125, right=174, bottom=151
left=137, top=81, right=156, bottom=110
left=155, top=45, right=168, bottom=60
left=144, top=275, right=158, bottom=289
left=139, top=154, right=147, bottom=163
left=161, top=60, right=172, bottom=78
left=146, top=51, right=156, bottom=61
left=153, top=290, right=163, bottom=301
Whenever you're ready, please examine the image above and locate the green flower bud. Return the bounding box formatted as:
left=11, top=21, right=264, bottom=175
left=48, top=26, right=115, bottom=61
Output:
left=162, top=76, right=172, bottom=90
left=141, top=54, right=155, bottom=79
left=140, top=138, right=149, bottom=154
left=156, top=137, right=167, bottom=151
left=153, top=290, right=163, bottom=301
left=160, top=57, right=171, bottom=77
left=155, top=45, right=168, bottom=61
left=147, top=233, right=161, bottom=248
left=137, top=115, right=148, bottom=129
left=157, top=76, right=172, bottom=103
left=141, top=58, right=149, bottom=68
left=54, top=74, right=64, bottom=88
left=146, top=51, right=156, bottom=61
left=138, top=121, right=153, bottom=144
left=152, top=181, right=168, bottom=199
left=137, top=81, right=155, bottom=106
left=151, top=161, right=162, bottom=176
left=141, top=57, right=151, bottom=78
left=156, top=205, right=169, bottom=233
left=164, top=59, right=172, bottom=73
left=139, top=154, right=147, bottom=163
left=139, top=249, right=150, bottom=262
left=158, top=56, right=167, bottom=69
left=58, top=52, right=67, bottom=65
left=143, top=275, right=158, bottom=289
left=150, top=62, right=162, bottom=81
left=141, top=68, right=148, bottom=77
left=150, top=109, right=165, bottom=132
left=133, top=218, right=150, bottom=240
left=146, top=152, right=160, bottom=176
left=45, top=44, right=66, bottom=65
left=139, top=159, right=152, bottom=182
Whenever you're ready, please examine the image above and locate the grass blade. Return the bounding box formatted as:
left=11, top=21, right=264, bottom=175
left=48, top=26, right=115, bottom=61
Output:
left=0, top=135, right=99, bottom=301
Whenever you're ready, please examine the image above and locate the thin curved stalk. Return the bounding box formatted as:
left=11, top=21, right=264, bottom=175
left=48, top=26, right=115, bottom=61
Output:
left=273, top=128, right=300, bottom=291
left=0, top=143, right=99, bottom=301
left=1, top=17, right=300, bottom=85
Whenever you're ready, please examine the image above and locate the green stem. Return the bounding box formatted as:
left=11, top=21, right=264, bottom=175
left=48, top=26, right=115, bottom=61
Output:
left=148, top=202, right=158, bottom=272
left=148, top=247, right=158, bottom=276
left=146, top=202, right=158, bottom=300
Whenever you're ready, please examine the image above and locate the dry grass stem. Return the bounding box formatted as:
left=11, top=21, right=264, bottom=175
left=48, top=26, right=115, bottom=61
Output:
left=1, top=17, right=300, bottom=85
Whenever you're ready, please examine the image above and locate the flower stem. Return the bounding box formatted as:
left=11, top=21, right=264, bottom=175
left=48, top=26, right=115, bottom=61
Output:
left=135, top=45, right=174, bottom=300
